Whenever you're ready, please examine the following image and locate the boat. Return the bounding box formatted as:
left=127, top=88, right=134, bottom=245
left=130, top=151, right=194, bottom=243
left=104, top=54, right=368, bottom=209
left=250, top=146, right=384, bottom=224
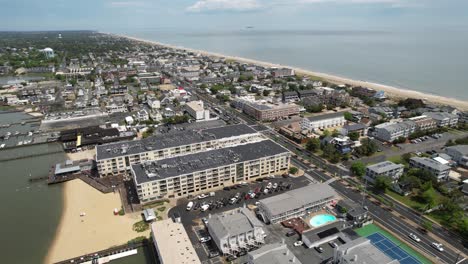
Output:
left=14, top=131, right=20, bottom=136
left=0, top=144, right=5, bottom=149
left=17, top=141, right=23, bottom=146
left=21, top=121, right=26, bottom=125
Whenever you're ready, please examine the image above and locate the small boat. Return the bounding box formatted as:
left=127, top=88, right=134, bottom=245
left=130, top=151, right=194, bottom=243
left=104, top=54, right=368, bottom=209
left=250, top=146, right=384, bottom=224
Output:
left=14, top=131, right=20, bottom=136
left=0, top=144, right=5, bottom=149
left=21, top=121, right=26, bottom=125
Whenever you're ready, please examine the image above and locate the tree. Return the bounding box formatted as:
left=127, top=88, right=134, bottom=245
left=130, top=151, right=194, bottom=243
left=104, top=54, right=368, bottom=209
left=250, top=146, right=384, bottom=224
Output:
left=421, top=220, right=433, bottom=232
left=393, top=137, right=406, bottom=144
left=305, top=138, right=320, bottom=152
left=355, top=138, right=378, bottom=156
left=402, top=153, right=412, bottom=164
left=374, top=176, right=392, bottom=192
left=262, top=90, right=270, bottom=96
left=322, top=129, right=331, bottom=138
left=348, top=131, right=360, bottom=141
left=306, top=104, right=324, bottom=113
left=289, top=167, right=298, bottom=175
left=350, top=161, right=366, bottom=178
left=332, top=129, right=340, bottom=137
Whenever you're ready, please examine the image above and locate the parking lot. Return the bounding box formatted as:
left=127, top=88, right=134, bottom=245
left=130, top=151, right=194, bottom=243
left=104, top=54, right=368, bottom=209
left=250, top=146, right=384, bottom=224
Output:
left=167, top=175, right=310, bottom=263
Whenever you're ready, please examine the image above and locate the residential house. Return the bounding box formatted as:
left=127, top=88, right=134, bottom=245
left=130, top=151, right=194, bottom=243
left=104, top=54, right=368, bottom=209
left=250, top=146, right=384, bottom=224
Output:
left=446, top=145, right=468, bottom=168
left=364, top=161, right=404, bottom=184
left=409, top=157, right=451, bottom=181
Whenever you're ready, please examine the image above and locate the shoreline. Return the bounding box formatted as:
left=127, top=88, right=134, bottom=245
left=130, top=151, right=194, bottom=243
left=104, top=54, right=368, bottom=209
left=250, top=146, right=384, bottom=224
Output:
left=110, top=32, right=468, bottom=111
left=44, top=178, right=147, bottom=264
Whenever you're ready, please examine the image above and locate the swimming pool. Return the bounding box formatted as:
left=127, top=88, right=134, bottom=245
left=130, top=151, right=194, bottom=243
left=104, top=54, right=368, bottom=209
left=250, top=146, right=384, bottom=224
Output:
left=310, top=214, right=337, bottom=227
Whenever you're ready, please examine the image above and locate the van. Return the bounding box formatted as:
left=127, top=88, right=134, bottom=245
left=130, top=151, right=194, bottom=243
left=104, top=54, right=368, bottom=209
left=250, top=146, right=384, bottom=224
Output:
left=186, top=201, right=194, bottom=211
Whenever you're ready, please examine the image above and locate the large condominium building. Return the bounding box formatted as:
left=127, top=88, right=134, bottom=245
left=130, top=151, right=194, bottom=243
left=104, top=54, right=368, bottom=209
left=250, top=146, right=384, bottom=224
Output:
left=374, top=120, right=416, bottom=142
left=300, top=112, right=346, bottom=132
left=95, top=124, right=263, bottom=175
left=364, top=161, right=404, bottom=184
left=257, top=184, right=337, bottom=224
left=207, top=207, right=266, bottom=256
left=131, top=140, right=291, bottom=202
left=151, top=219, right=201, bottom=264
left=232, top=99, right=300, bottom=121
left=423, top=112, right=458, bottom=127
left=410, top=157, right=451, bottom=181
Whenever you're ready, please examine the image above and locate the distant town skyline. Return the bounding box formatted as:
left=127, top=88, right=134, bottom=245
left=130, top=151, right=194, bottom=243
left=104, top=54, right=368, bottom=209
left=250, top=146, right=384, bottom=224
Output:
left=2, top=0, right=468, bottom=31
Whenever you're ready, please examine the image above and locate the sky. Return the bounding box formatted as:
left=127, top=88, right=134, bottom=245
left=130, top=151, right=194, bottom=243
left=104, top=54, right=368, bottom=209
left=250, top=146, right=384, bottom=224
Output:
left=1, top=0, right=468, bottom=32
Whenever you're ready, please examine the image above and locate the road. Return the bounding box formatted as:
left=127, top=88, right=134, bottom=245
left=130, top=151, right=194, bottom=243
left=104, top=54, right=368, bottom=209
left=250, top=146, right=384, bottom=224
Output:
left=183, top=81, right=467, bottom=263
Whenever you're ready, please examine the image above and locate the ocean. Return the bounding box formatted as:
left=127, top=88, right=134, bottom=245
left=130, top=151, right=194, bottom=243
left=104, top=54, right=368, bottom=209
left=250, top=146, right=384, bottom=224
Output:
left=119, top=28, right=468, bottom=100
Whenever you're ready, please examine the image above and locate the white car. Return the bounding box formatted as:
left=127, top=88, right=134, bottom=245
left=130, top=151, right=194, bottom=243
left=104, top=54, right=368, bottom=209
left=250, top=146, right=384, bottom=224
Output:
left=198, top=194, right=208, bottom=199
left=200, top=236, right=211, bottom=243
left=293, top=241, right=303, bottom=247
left=431, top=242, right=444, bottom=252
left=409, top=233, right=421, bottom=242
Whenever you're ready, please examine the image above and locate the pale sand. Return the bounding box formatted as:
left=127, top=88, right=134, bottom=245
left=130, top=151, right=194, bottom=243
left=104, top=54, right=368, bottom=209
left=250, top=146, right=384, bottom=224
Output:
left=44, top=180, right=148, bottom=264
left=111, top=33, right=468, bottom=111
left=65, top=149, right=96, bottom=161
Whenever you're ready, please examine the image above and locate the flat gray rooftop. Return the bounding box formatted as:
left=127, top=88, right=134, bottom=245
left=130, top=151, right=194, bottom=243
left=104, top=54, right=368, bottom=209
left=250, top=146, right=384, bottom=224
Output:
left=96, top=124, right=258, bottom=160
left=259, top=183, right=337, bottom=216
left=306, top=112, right=344, bottom=122
left=132, top=139, right=289, bottom=184
left=366, top=161, right=403, bottom=174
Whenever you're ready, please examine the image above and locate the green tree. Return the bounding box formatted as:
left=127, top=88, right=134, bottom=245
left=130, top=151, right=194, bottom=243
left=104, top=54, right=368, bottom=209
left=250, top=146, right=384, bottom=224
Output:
left=350, top=161, right=366, bottom=178
left=306, top=104, right=324, bottom=113
left=355, top=138, right=378, bottom=156
left=289, top=167, right=298, bottom=174
left=332, top=129, right=340, bottom=137
left=421, top=220, right=433, bottom=231
left=262, top=90, right=270, bottom=96
left=305, top=138, right=320, bottom=152
left=374, top=176, right=392, bottom=192
left=348, top=131, right=360, bottom=141
left=344, top=112, right=355, bottom=122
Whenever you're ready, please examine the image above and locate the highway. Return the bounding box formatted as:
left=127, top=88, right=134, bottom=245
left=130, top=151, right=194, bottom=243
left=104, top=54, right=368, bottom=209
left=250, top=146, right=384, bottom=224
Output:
left=185, top=81, right=467, bottom=263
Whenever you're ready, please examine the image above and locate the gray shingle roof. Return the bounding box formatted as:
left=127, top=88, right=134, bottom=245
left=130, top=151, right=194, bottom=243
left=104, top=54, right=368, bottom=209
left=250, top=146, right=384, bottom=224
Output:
left=207, top=208, right=264, bottom=241
left=306, top=112, right=344, bottom=122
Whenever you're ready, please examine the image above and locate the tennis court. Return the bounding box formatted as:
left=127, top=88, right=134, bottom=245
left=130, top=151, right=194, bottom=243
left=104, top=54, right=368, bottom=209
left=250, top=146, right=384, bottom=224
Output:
left=367, top=232, right=421, bottom=264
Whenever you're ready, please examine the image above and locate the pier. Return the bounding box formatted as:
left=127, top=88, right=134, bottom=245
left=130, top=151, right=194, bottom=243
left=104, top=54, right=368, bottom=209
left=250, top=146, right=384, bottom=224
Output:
left=54, top=240, right=153, bottom=264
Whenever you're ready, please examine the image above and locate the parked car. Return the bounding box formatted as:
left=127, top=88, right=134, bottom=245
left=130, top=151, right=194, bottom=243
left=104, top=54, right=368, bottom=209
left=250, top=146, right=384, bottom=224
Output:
left=208, top=251, right=219, bottom=258
left=314, top=246, right=323, bottom=253
left=199, top=236, right=211, bottom=243
left=198, top=193, right=208, bottom=199
left=294, top=241, right=303, bottom=247
left=223, top=186, right=230, bottom=191
left=329, top=241, right=338, bottom=248
left=286, top=230, right=296, bottom=237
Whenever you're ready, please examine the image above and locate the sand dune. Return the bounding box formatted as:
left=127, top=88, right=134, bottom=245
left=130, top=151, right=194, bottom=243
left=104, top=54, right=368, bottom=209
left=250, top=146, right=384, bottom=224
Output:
left=113, top=33, right=468, bottom=111
left=44, top=180, right=147, bottom=264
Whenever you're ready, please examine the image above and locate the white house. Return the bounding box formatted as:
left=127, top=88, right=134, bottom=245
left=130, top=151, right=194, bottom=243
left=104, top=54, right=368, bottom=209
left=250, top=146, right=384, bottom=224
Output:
left=147, top=97, right=161, bottom=109
left=186, top=100, right=210, bottom=121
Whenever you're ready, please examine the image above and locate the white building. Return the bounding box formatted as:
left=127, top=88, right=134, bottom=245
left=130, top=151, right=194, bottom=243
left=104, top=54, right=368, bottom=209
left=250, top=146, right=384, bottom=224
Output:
left=96, top=124, right=263, bottom=176
left=374, top=121, right=416, bottom=142
left=147, top=97, right=161, bottom=109
left=207, top=208, right=266, bottom=256
left=257, top=184, right=337, bottom=224
left=446, top=145, right=468, bottom=167
left=423, top=112, right=458, bottom=127
left=300, top=112, right=346, bottom=132
left=247, top=242, right=302, bottom=264
left=410, top=157, right=451, bottom=181
left=151, top=219, right=201, bottom=264
left=365, top=161, right=404, bottom=184
left=136, top=109, right=149, bottom=122
left=185, top=100, right=210, bottom=121
left=125, top=116, right=134, bottom=125
left=131, top=140, right=290, bottom=202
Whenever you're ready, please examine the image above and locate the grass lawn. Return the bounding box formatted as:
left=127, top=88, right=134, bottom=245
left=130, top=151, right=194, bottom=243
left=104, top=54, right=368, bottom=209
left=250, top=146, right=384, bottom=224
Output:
left=386, top=189, right=444, bottom=214
left=355, top=224, right=432, bottom=264
left=388, top=155, right=404, bottom=164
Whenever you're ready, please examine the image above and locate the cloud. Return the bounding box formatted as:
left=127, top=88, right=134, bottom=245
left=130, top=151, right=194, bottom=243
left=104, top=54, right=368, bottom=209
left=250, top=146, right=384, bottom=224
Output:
left=186, top=0, right=262, bottom=13
left=298, top=0, right=401, bottom=4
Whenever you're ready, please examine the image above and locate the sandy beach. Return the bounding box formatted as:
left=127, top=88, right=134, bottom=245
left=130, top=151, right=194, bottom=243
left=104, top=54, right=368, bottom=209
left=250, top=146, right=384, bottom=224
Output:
left=44, top=180, right=148, bottom=264
left=113, top=33, right=468, bottom=111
